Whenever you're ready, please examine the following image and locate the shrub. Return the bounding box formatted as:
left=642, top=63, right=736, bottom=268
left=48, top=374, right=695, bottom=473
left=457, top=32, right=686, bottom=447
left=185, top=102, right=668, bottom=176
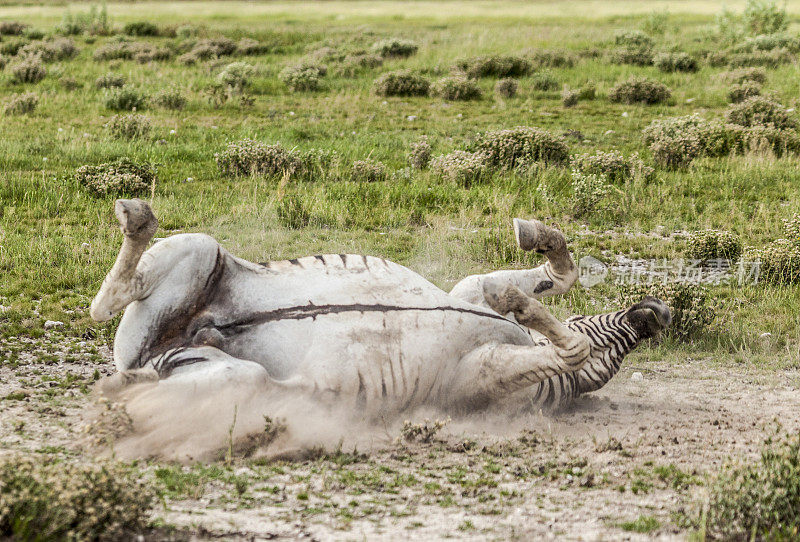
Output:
left=217, top=61, right=254, bottom=94
left=93, top=41, right=137, bottom=61
left=783, top=213, right=800, bottom=245
left=351, top=159, right=388, bottom=182
left=578, top=81, right=596, bottom=100
left=609, top=76, right=671, bottom=105
left=11, top=55, right=46, bottom=84
left=123, top=21, right=159, bottom=36
left=751, top=239, right=800, bottom=285
left=570, top=149, right=654, bottom=182
left=720, top=66, right=767, bottom=84
left=196, top=37, right=237, bottom=57
left=0, top=456, right=154, bottom=541
left=744, top=0, right=788, bottom=35
left=654, top=52, right=698, bottom=72
left=430, top=150, right=488, bottom=186
left=337, top=52, right=383, bottom=77
left=725, top=96, right=796, bottom=130
left=728, top=82, right=761, bottom=103
left=432, top=76, right=482, bottom=100
left=495, top=78, right=518, bottom=98
left=371, top=38, right=418, bottom=58
left=649, top=132, right=704, bottom=169
left=279, top=64, right=326, bottom=92
left=687, top=230, right=743, bottom=262
left=176, top=24, right=198, bottom=38
left=408, top=136, right=432, bottom=169
left=619, top=282, right=716, bottom=341
left=530, top=49, right=576, bottom=68
left=105, top=113, right=151, bottom=139
left=18, top=38, right=78, bottom=62
left=0, top=21, right=26, bottom=35
left=373, top=70, right=430, bottom=97
left=22, top=28, right=44, bottom=40
left=571, top=169, right=610, bottom=216
left=614, top=30, right=654, bottom=49
left=475, top=126, right=569, bottom=169
left=153, top=87, right=187, bottom=110
left=454, top=55, right=532, bottom=78
left=728, top=48, right=794, bottom=68
left=643, top=10, right=669, bottom=35
left=56, top=4, right=111, bottom=36
left=215, top=139, right=302, bottom=178
left=75, top=158, right=156, bottom=196
left=733, top=33, right=800, bottom=53
left=237, top=37, right=268, bottom=55
left=134, top=46, right=172, bottom=64
left=561, top=87, right=579, bottom=107
left=610, top=46, right=654, bottom=66
left=60, top=76, right=79, bottom=90
left=706, top=432, right=800, bottom=540
left=95, top=72, right=126, bottom=89
left=104, top=86, right=148, bottom=111
left=0, top=38, right=26, bottom=56
left=531, top=72, right=558, bottom=91
left=3, top=92, right=38, bottom=115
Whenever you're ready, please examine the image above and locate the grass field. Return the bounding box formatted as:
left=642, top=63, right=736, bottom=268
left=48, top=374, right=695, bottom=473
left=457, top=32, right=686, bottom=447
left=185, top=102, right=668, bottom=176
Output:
left=1, top=0, right=800, bottom=540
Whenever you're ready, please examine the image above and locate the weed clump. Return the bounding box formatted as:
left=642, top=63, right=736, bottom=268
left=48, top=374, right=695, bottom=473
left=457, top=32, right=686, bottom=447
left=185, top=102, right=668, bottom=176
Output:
left=123, top=21, right=159, bottom=37
left=430, top=150, right=488, bottom=186
left=3, top=92, right=38, bottom=115
left=75, top=158, right=156, bottom=196
left=705, top=432, right=800, bottom=540
left=725, top=95, right=796, bottom=130
left=217, top=61, right=255, bottom=95
left=530, top=49, right=576, bottom=68
left=728, top=82, right=761, bottom=103
left=608, top=76, right=671, bottom=104
left=561, top=87, right=579, bottom=107
left=531, top=72, right=558, bottom=91
left=0, top=455, right=154, bottom=541
left=105, top=113, right=151, bottom=139
left=279, top=64, right=326, bottom=92
left=95, top=72, right=125, bottom=89
left=432, top=76, right=482, bottom=100
left=0, top=21, right=26, bottom=35
left=474, top=126, right=569, bottom=169
left=371, top=38, right=418, bottom=58
left=744, top=0, right=788, bottom=35
left=610, top=46, right=654, bottom=66
left=728, top=48, right=794, bottom=68
left=619, top=282, right=716, bottom=341
left=653, top=51, right=698, bottom=72
left=18, top=38, right=78, bottom=62
left=720, top=66, right=767, bottom=84
left=216, top=139, right=302, bottom=178
left=495, top=77, right=518, bottom=98
left=570, top=149, right=654, bottom=182
left=104, top=86, right=148, bottom=111
left=11, top=55, right=46, bottom=84
left=401, top=418, right=450, bottom=443
left=454, top=55, right=532, bottom=78
left=571, top=169, right=611, bottom=216
left=337, top=52, right=383, bottom=77
left=152, top=87, right=187, bottom=110
left=408, top=136, right=432, bottom=169
left=351, top=159, right=388, bottom=182
left=687, top=230, right=743, bottom=262
left=373, top=70, right=430, bottom=97
left=615, top=30, right=654, bottom=49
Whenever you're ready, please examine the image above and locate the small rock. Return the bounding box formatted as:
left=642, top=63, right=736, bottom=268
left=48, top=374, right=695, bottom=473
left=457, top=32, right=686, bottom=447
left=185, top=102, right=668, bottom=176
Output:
left=407, top=115, right=417, bottom=121
left=686, top=98, right=695, bottom=103
left=621, top=111, right=629, bottom=118
left=631, top=371, right=644, bottom=382
left=604, top=129, right=614, bottom=135
left=80, top=242, right=90, bottom=251
left=44, top=320, right=64, bottom=330
left=759, top=332, right=772, bottom=340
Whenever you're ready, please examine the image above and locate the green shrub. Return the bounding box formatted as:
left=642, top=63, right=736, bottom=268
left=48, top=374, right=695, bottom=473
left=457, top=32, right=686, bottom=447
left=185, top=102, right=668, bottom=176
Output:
left=153, top=87, right=187, bottom=110
left=750, top=239, right=800, bottom=285
left=432, top=76, right=482, bottom=100
left=733, top=33, right=800, bottom=53
left=408, top=136, right=432, bottom=169
left=475, top=126, right=569, bottom=169
left=686, top=229, right=743, bottom=262
left=727, top=48, right=794, bottom=67
left=744, top=0, right=788, bottom=35
left=93, top=41, right=137, bottom=61
left=495, top=78, right=518, bottom=98
left=18, top=38, right=78, bottom=62
left=530, top=49, right=576, bottom=68
left=783, top=213, right=800, bottom=245
left=0, top=21, right=27, bottom=35
left=337, top=52, right=383, bottom=77
left=236, top=37, right=268, bottom=55
left=728, top=81, right=761, bottom=103
left=430, top=150, right=488, bottom=186
left=571, top=169, right=610, bottom=216
left=176, top=24, right=198, bottom=38
left=371, top=38, right=418, bottom=58
left=134, top=46, right=172, bottom=64
left=373, top=70, right=430, bottom=97
left=56, top=4, right=111, bottom=36
left=11, top=55, right=46, bottom=84
left=608, top=76, right=671, bottom=104
left=196, top=37, right=237, bottom=56
left=642, top=10, right=669, bottom=35
left=105, top=113, right=151, bottom=139
left=454, top=55, right=532, bottom=78
left=60, top=76, right=79, bottom=90
left=561, top=87, right=579, bottom=107
left=653, top=51, right=698, bottom=72
left=95, top=72, right=126, bottom=89
left=619, top=282, right=716, bottom=341
left=643, top=114, right=729, bottom=168
left=279, top=64, right=326, bottom=92
left=351, top=159, right=388, bottom=182
left=725, top=96, right=796, bottom=130
left=104, top=86, right=148, bottom=111
left=614, top=30, right=654, bottom=49
left=75, top=158, right=156, bottom=196
left=720, top=66, right=767, bottom=84
left=0, top=38, right=26, bottom=56
left=3, top=92, right=38, bottom=115
left=705, top=432, right=800, bottom=540
left=0, top=455, right=154, bottom=541
left=610, top=46, right=654, bottom=66
left=570, top=149, right=654, bottom=182
left=530, top=72, right=558, bottom=91
left=216, top=139, right=308, bottom=178
left=578, top=81, right=596, bottom=100
left=123, top=21, right=160, bottom=36
left=217, top=61, right=255, bottom=94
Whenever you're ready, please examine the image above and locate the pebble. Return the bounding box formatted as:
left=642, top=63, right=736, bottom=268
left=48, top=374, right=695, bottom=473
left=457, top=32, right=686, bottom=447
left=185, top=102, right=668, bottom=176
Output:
left=759, top=332, right=772, bottom=339
left=621, top=112, right=629, bottom=117
left=631, top=371, right=644, bottom=382
left=80, top=242, right=90, bottom=251
left=44, top=320, right=64, bottom=330
left=407, top=115, right=417, bottom=121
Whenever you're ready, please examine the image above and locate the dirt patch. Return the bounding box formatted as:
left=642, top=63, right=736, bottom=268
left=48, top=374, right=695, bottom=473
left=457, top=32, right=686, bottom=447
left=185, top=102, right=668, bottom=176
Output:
left=1, top=335, right=799, bottom=540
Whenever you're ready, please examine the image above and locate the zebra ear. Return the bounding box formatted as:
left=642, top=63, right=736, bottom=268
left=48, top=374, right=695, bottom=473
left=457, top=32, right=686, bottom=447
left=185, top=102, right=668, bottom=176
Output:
left=626, top=307, right=665, bottom=339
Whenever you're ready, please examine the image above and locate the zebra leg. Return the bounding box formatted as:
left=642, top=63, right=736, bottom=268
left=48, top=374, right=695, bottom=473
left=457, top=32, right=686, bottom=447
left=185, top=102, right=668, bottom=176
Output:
left=450, top=218, right=577, bottom=308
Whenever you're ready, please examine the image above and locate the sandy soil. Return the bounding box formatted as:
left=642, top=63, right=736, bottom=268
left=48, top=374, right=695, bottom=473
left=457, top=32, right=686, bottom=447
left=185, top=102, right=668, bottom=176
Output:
left=1, top=333, right=799, bottom=541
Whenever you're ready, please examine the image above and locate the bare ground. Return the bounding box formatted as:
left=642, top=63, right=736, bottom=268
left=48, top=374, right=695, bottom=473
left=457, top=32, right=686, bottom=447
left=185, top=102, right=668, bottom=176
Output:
left=1, top=332, right=799, bottom=541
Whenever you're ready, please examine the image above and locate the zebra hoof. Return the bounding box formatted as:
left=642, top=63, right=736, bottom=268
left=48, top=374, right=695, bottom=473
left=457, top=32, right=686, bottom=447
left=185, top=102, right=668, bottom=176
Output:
left=513, top=218, right=566, bottom=254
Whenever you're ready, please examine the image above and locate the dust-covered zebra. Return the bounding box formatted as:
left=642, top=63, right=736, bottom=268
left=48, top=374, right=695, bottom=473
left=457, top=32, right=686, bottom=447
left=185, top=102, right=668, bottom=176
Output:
left=91, top=199, right=670, bottom=412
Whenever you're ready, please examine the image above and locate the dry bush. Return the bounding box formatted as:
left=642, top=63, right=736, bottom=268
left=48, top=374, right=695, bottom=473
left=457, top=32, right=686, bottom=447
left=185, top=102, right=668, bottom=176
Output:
left=11, top=55, right=46, bottom=84
left=3, top=92, right=38, bottom=115
left=570, top=149, right=654, bottom=182
left=720, top=66, right=768, bottom=84
left=351, top=159, right=388, bottom=182
left=531, top=72, right=558, bottom=91
left=724, top=95, right=796, bottom=130
left=686, top=229, right=743, bottom=262
left=152, top=87, right=187, bottom=110
left=727, top=81, right=761, bottom=103
left=18, top=37, right=78, bottom=62
left=430, top=150, right=488, bottom=186
left=454, top=54, right=532, bottom=78
left=475, top=126, right=569, bottom=168
left=75, top=158, right=156, bottom=196
left=216, top=139, right=302, bottom=177
left=104, top=86, right=148, bottom=111
left=371, top=38, right=418, bottom=58
left=279, top=64, right=326, bottom=92
left=561, top=87, right=579, bottom=107
left=530, top=48, right=576, bottom=68
left=95, top=72, right=125, bottom=89
left=609, top=76, right=671, bottom=104
left=432, top=76, right=482, bottom=100
left=408, top=136, right=432, bottom=169
left=105, top=113, right=152, bottom=139
left=654, top=51, right=699, bottom=72
left=495, top=78, right=518, bottom=98
left=373, top=70, right=430, bottom=97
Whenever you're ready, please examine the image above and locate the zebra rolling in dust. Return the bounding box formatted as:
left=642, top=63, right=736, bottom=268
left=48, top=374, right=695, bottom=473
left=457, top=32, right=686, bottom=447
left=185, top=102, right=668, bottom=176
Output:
left=91, top=199, right=670, bottom=415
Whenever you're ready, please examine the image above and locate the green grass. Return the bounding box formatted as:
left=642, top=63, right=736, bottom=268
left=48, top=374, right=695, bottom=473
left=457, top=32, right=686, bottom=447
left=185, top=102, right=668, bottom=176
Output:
left=0, top=0, right=798, bottom=375
left=620, top=514, right=660, bottom=533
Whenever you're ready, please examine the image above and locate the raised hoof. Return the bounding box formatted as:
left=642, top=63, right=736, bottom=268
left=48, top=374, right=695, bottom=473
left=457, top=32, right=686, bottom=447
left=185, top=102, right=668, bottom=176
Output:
left=513, top=218, right=566, bottom=254
left=115, top=199, right=158, bottom=241
left=96, top=368, right=159, bottom=397
left=482, top=277, right=530, bottom=315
